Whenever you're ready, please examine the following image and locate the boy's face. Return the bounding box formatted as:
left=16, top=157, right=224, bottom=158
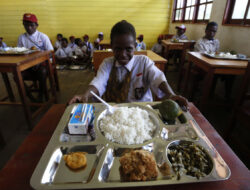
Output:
left=62, top=40, right=68, bottom=48
left=70, top=37, right=75, bottom=43
left=177, top=28, right=185, bottom=36
left=112, top=34, right=136, bottom=66
left=205, top=25, right=218, bottom=40
left=98, top=35, right=103, bottom=40
left=23, top=21, right=38, bottom=35
left=57, top=36, right=62, bottom=41
left=84, top=37, right=88, bottom=42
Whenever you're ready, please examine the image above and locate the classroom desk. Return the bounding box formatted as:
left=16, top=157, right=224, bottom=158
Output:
left=93, top=50, right=167, bottom=73
left=99, top=39, right=111, bottom=49
left=183, top=52, right=248, bottom=111
left=0, top=103, right=249, bottom=190
left=0, top=51, right=57, bottom=129
left=161, top=40, right=195, bottom=90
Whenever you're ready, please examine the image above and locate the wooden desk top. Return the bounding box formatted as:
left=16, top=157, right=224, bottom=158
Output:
left=188, top=52, right=248, bottom=69
left=0, top=103, right=249, bottom=190
left=0, top=51, right=51, bottom=67
left=147, top=50, right=167, bottom=64
left=99, top=39, right=110, bottom=45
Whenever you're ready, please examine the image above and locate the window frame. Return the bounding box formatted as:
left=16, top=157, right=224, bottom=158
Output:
left=223, top=0, right=250, bottom=27
left=172, top=0, right=214, bottom=24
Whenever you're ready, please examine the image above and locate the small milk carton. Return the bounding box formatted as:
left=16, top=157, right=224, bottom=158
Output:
left=68, top=104, right=94, bottom=134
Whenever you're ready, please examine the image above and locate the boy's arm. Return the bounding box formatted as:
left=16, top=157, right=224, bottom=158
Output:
left=158, top=81, right=188, bottom=111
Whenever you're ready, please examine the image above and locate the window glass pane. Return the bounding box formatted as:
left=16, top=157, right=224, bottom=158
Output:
left=190, top=6, right=194, bottom=20
left=198, top=4, right=205, bottom=20
left=187, top=0, right=192, bottom=6
left=191, top=0, right=196, bottom=5
left=177, top=0, right=184, bottom=8
left=185, top=7, right=191, bottom=20
left=200, top=0, right=206, bottom=3
left=232, top=0, right=248, bottom=19
left=207, top=0, right=213, bottom=2
left=205, top=3, right=212, bottom=19
left=176, top=9, right=180, bottom=20
left=247, top=6, right=250, bottom=19
left=179, top=9, right=183, bottom=20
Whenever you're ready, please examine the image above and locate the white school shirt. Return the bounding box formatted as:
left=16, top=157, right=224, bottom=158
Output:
left=172, top=34, right=188, bottom=40
left=68, top=43, right=77, bottom=51
left=136, top=41, right=146, bottom=51
left=17, top=30, right=53, bottom=51
left=151, top=43, right=163, bottom=54
left=54, top=40, right=61, bottom=49
left=194, top=37, right=220, bottom=53
left=90, top=55, right=167, bottom=102
left=0, top=42, right=7, bottom=48
left=55, top=46, right=73, bottom=58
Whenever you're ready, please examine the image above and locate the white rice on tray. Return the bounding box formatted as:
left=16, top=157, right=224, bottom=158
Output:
left=99, top=107, right=156, bottom=145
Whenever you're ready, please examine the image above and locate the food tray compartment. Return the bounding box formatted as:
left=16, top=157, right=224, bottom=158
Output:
left=98, top=142, right=173, bottom=183
left=41, top=145, right=104, bottom=184
left=94, top=104, right=161, bottom=146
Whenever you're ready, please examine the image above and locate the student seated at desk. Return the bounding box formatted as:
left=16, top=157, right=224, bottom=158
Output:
left=54, top=33, right=63, bottom=51
left=55, top=38, right=74, bottom=65
left=68, top=36, right=77, bottom=51
left=172, top=25, right=188, bottom=41
left=69, top=20, right=188, bottom=109
left=74, top=38, right=89, bottom=65
left=18, top=13, right=54, bottom=102
left=0, top=37, right=7, bottom=49
left=194, top=21, right=233, bottom=100
left=151, top=35, right=164, bottom=56
left=83, top=34, right=93, bottom=57
left=194, top=22, right=219, bottom=53
left=136, top=34, right=146, bottom=51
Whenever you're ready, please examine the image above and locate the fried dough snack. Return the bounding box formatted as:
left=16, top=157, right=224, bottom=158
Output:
left=63, top=152, right=87, bottom=170
left=119, top=150, right=158, bottom=181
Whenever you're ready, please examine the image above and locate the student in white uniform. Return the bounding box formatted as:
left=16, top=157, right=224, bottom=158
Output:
left=136, top=34, right=146, bottom=51
left=95, top=32, right=104, bottom=50
left=83, top=34, right=93, bottom=57
left=0, top=37, right=7, bottom=49
left=54, top=33, right=63, bottom=51
left=69, top=20, right=188, bottom=109
left=55, top=38, right=74, bottom=65
left=68, top=36, right=77, bottom=51
left=194, top=22, right=220, bottom=53
left=17, top=13, right=54, bottom=102
left=172, top=25, right=188, bottom=40
left=74, top=38, right=89, bottom=65
left=151, top=35, right=164, bottom=55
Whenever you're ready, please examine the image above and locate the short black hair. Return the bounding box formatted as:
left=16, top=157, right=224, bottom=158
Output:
left=110, top=20, right=136, bottom=44
left=75, top=38, right=81, bottom=45
left=57, top=33, right=63, bottom=38
left=61, top=38, right=68, bottom=43
left=206, top=21, right=218, bottom=30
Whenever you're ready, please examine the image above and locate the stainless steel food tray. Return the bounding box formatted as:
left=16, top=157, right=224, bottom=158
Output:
left=30, top=103, right=230, bottom=189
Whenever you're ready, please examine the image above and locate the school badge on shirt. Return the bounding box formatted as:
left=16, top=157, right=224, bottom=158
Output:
left=134, top=87, right=145, bottom=100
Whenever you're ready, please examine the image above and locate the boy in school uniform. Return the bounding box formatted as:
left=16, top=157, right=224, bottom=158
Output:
left=69, top=20, right=188, bottom=109
left=17, top=13, right=54, bottom=102
left=136, top=34, right=146, bottom=51
left=83, top=34, right=93, bottom=57
left=194, top=22, right=219, bottom=53
left=151, top=35, right=164, bottom=55
left=194, top=22, right=233, bottom=99
left=54, top=33, right=63, bottom=51
left=0, top=37, right=7, bottom=48
left=55, top=38, right=74, bottom=65
left=74, top=38, right=89, bottom=65
left=68, top=36, right=77, bottom=51
left=172, top=25, right=188, bottom=41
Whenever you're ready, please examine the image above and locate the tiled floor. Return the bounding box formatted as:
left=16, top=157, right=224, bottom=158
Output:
left=0, top=66, right=249, bottom=170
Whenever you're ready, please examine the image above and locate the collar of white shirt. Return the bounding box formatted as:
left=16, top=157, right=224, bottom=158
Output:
left=26, top=30, right=38, bottom=37
left=115, top=55, right=135, bottom=72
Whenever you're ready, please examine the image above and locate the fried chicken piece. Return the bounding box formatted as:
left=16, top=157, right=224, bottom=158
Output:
left=63, top=152, right=87, bottom=170
left=119, top=150, right=158, bottom=181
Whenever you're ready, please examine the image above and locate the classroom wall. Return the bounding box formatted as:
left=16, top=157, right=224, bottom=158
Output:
left=169, top=0, right=250, bottom=56
left=0, top=0, right=173, bottom=49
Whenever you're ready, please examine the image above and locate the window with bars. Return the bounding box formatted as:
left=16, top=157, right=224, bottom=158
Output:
left=172, top=0, right=213, bottom=23
left=223, top=0, right=250, bottom=26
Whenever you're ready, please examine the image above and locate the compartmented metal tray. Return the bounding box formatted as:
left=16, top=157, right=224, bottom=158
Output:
left=30, top=103, right=230, bottom=189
